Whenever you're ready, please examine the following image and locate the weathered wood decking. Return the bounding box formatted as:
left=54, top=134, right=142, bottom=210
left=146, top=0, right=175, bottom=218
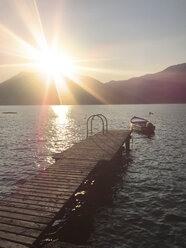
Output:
left=0, top=130, right=131, bottom=248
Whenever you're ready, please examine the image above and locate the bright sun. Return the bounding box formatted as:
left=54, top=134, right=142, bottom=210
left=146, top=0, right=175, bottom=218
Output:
left=0, top=0, right=97, bottom=104
left=35, top=48, right=74, bottom=80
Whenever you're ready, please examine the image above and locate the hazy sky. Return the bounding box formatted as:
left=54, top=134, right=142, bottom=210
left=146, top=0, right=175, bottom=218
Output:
left=0, top=0, right=186, bottom=82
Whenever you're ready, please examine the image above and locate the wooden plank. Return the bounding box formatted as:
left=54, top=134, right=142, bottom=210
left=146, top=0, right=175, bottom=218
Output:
left=59, top=152, right=110, bottom=160
left=55, top=141, right=121, bottom=160
left=38, top=170, right=88, bottom=178
left=29, top=175, right=83, bottom=183
left=41, top=167, right=89, bottom=173
left=0, top=211, right=51, bottom=224
left=35, top=175, right=85, bottom=183
left=52, top=165, right=95, bottom=171
left=0, top=239, right=28, bottom=248
left=0, top=230, right=35, bottom=245
left=13, top=189, right=72, bottom=200
left=0, top=216, right=46, bottom=230
left=64, top=148, right=106, bottom=156
left=54, top=156, right=97, bottom=162
left=36, top=173, right=86, bottom=181
left=23, top=182, right=77, bottom=192
left=8, top=193, right=67, bottom=204
left=63, top=154, right=111, bottom=161
left=0, top=201, right=60, bottom=213
left=62, top=149, right=108, bottom=157
left=77, top=140, right=117, bottom=149
left=20, top=184, right=77, bottom=194
left=44, top=165, right=92, bottom=172
left=0, top=206, right=55, bottom=218
left=45, top=168, right=92, bottom=174
left=40, top=170, right=89, bottom=177
left=4, top=196, right=63, bottom=209
left=16, top=186, right=75, bottom=196
left=55, top=159, right=96, bottom=166
left=83, top=136, right=119, bottom=146
left=0, top=223, right=40, bottom=238
left=28, top=178, right=83, bottom=187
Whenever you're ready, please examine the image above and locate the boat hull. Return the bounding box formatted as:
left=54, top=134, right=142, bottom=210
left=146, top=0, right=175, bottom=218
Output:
left=130, top=123, right=155, bottom=134
left=130, top=116, right=155, bottom=135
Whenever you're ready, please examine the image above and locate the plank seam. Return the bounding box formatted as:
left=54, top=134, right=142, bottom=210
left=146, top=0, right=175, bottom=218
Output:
left=0, top=236, right=31, bottom=247
left=0, top=213, right=50, bottom=224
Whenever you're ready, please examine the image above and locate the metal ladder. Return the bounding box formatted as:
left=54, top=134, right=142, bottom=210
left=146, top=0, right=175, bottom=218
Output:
left=86, top=114, right=108, bottom=138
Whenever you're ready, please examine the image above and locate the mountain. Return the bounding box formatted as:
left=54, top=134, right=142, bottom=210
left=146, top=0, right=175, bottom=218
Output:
left=106, top=63, right=186, bottom=103
left=0, top=72, right=119, bottom=105
left=59, top=75, right=120, bottom=104
left=0, top=72, right=60, bottom=105
left=0, top=63, right=186, bottom=104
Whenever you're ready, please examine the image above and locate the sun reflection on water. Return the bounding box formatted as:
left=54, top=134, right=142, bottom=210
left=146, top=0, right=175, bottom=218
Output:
left=48, top=105, right=73, bottom=155
left=51, top=105, right=70, bottom=125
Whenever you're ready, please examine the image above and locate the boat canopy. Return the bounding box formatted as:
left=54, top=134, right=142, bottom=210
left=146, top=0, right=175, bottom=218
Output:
left=130, top=116, right=147, bottom=123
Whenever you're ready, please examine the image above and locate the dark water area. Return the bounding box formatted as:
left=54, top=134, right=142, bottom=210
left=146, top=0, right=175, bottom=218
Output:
left=0, top=104, right=186, bottom=247
left=88, top=105, right=186, bottom=248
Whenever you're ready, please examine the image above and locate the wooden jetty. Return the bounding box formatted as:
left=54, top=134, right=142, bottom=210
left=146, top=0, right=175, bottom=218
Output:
left=0, top=130, right=131, bottom=248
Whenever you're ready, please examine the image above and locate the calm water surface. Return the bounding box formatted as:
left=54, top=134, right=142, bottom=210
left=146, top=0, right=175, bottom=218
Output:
left=0, top=104, right=186, bottom=247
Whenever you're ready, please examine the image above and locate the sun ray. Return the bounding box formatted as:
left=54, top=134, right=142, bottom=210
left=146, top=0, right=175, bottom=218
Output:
left=0, top=49, right=37, bottom=61
left=32, top=0, right=48, bottom=50
left=53, top=74, right=78, bottom=105
left=0, top=0, right=123, bottom=105
left=11, top=0, right=47, bottom=51
left=61, top=72, right=108, bottom=104
left=0, top=23, right=38, bottom=59
left=0, top=62, right=38, bottom=69
left=72, top=57, right=114, bottom=64
left=41, top=75, right=52, bottom=105
left=73, top=64, right=130, bottom=77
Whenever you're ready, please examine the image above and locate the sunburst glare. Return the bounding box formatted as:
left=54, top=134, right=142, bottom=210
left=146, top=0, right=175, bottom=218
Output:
left=34, top=47, right=74, bottom=80
left=0, top=0, right=114, bottom=104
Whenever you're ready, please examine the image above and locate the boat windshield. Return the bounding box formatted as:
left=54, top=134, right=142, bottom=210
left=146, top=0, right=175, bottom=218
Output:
left=132, top=117, right=147, bottom=123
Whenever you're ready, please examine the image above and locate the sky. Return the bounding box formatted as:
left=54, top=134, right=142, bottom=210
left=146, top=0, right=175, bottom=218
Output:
left=0, top=0, right=186, bottom=83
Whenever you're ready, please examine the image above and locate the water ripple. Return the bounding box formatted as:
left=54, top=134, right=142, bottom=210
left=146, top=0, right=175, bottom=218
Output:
left=0, top=104, right=186, bottom=247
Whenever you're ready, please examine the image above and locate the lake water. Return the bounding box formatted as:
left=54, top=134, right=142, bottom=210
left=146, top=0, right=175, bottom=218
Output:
left=0, top=104, right=186, bottom=248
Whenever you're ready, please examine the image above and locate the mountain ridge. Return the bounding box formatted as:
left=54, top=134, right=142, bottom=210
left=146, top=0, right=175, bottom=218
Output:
left=0, top=63, right=186, bottom=104
left=106, top=63, right=186, bottom=104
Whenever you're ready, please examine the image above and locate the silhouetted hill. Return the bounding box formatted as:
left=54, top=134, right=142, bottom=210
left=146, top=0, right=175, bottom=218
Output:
left=0, top=63, right=186, bottom=104
left=106, top=63, right=186, bottom=103
left=60, top=75, right=120, bottom=104
left=0, top=72, right=119, bottom=105
left=0, top=72, right=60, bottom=105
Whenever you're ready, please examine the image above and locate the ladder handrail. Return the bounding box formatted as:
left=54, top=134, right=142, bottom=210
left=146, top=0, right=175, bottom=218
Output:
left=90, top=115, right=105, bottom=135
left=86, top=114, right=108, bottom=137
left=97, top=114, right=108, bottom=133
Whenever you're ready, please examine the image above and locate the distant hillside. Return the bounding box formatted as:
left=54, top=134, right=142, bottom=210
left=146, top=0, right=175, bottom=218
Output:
left=0, top=72, right=119, bottom=105
left=0, top=63, right=186, bottom=104
left=106, top=63, right=186, bottom=103
left=0, top=72, right=60, bottom=105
